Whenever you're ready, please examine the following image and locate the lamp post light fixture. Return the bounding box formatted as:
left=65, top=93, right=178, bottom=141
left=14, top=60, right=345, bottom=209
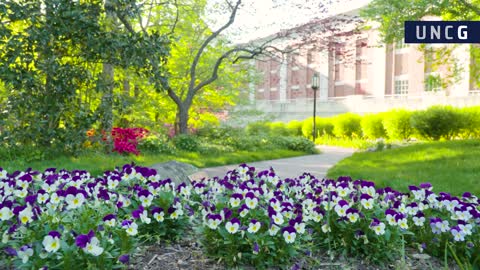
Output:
left=311, top=73, right=320, bottom=142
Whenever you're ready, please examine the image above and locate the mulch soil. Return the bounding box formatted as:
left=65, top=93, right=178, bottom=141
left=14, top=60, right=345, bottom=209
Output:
left=131, top=238, right=458, bottom=270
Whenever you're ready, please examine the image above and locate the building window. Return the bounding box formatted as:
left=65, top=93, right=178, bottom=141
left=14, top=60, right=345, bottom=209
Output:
left=394, top=79, right=408, bottom=95
left=291, top=85, right=300, bottom=91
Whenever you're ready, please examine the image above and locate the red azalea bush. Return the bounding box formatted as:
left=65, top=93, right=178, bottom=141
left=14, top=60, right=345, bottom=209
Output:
left=111, top=127, right=149, bottom=155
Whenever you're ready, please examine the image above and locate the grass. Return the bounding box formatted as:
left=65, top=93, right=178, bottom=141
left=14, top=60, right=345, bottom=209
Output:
left=314, top=136, right=376, bottom=149
left=2, top=149, right=312, bottom=177
left=327, top=139, right=480, bottom=196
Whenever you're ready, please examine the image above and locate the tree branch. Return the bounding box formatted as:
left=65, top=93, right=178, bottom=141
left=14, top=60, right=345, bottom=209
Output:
left=188, top=0, right=241, bottom=94
left=167, top=0, right=180, bottom=36
left=111, top=4, right=180, bottom=104
left=456, top=0, right=480, bottom=16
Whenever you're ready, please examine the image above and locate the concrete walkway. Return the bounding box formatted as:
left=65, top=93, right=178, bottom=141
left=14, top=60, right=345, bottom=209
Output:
left=201, top=146, right=356, bottom=179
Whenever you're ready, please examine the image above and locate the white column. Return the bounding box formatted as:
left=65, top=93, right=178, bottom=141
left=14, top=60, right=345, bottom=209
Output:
left=370, top=31, right=387, bottom=97
left=319, top=50, right=329, bottom=101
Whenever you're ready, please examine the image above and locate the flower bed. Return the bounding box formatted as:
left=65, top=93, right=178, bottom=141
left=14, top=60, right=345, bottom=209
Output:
left=0, top=165, right=478, bottom=269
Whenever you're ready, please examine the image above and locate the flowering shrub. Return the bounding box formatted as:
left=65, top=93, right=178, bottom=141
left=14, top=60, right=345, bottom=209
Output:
left=86, top=127, right=149, bottom=155
left=0, top=165, right=190, bottom=269
left=0, top=164, right=478, bottom=269
left=111, top=127, right=149, bottom=155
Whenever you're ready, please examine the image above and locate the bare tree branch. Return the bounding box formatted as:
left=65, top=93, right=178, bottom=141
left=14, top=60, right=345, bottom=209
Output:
left=188, top=0, right=241, bottom=96
left=167, top=0, right=180, bottom=36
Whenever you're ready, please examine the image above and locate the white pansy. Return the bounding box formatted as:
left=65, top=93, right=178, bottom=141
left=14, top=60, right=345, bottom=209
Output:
left=17, top=247, right=34, bottom=263
left=0, top=207, right=14, bottom=221
left=283, top=231, right=296, bottom=244
left=19, top=206, right=34, bottom=224
left=65, top=193, right=85, bottom=209
left=272, top=213, right=284, bottom=225
left=140, top=210, right=151, bottom=224
left=42, top=235, right=60, bottom=253
left=225, top=222, right=239, bottom=234
left=85, top=237, right=104, bottom=256
left=247, top=221, right=261, bottom=233
left=154, top=211, right=165, bottom=222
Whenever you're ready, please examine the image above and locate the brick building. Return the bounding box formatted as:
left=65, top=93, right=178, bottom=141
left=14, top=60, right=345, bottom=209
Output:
left=251, top=9, right=480, bottom=106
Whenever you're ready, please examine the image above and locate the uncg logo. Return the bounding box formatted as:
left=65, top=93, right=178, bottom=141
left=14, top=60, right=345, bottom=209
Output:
left=404, top=21, right=480, bottom=43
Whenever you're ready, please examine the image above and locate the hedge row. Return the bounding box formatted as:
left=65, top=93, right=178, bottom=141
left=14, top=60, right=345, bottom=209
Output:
left=245, top=105, right=480, bottom=142
left=138, top=126, right=317, bottom=155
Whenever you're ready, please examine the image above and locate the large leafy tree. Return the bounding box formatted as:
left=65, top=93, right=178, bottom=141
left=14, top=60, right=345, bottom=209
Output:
left=0, top=0, right=170, bottom=154
left=0, top=0, right=105, bottom=153
left=111, top=0, right=283, bottom=134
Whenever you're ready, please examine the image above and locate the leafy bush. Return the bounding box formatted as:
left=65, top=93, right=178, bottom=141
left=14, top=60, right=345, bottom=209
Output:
left=301, top=117, right=334, bottom=139
left=361, top=114, right=387, bottom=139
left=228, top=135, right=271, bottom=151
left=189, top=112, right=221, bottom=129
left=269, top=122, right=291, bottom=136
left=196, top=125, right=244, bottom=140
left=382, top=109, right=414, bottom=140
left=410, top=106, right=463, bottom=140
left=245, top=121, right=271, bottom=136
left=138, top=134, right=177, bottom=154
left=172, top=134, right=200, bottom=151
left=270, top=136, right=317, bottom=153
left=332, top=113, right=362, bottom=139
left=458, top=106, right=480, bottom=139
left=286, top=120, right=303, bottom=136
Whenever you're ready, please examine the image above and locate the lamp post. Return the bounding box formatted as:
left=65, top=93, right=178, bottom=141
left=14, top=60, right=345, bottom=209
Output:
left=311, top=73, right=320, bottom=142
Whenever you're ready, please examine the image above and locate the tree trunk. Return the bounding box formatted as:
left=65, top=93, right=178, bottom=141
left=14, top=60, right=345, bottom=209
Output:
left=100, top=63, right=114, bottom=150
left=100, top=0, right=115, bottom=151
left=177, top=103, right=189, bottom=135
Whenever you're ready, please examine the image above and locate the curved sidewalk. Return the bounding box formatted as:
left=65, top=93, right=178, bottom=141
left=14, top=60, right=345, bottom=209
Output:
left=201, top=146, right=355, bottom=179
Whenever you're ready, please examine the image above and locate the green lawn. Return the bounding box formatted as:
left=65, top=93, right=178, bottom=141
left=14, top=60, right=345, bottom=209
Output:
left=327, top=139, right=480, bottom=196
left=2, top=149, right=312, bottom=177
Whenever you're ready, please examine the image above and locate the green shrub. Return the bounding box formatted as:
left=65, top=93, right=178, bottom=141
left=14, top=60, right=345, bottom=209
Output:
left=269, top=136, right=317, bottom=153
left=361, top=113, right=387, bottom=139
left=284, top=136, right=317, bottom=153
left=286, top=120, right=303, bottom=136
left=138, top=134, right=177, bottom=154
left=382, top=109, right=414, bottom=140
left=459, top=106, right=480, bottom=139
left=269, top=122, right=291, bottom=136
left=301, top=117, right=334, bottom=139
left=196, top=125, right=244, bottom=140
left=332, top=113, right=362, bottom=138
left=172, top=134, right=200, bottom=151
left=245, top=121, right=271, bottom=135
left=228, top=135, right=270, bottom=151
left=410, top=106, right=463, bottom=140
